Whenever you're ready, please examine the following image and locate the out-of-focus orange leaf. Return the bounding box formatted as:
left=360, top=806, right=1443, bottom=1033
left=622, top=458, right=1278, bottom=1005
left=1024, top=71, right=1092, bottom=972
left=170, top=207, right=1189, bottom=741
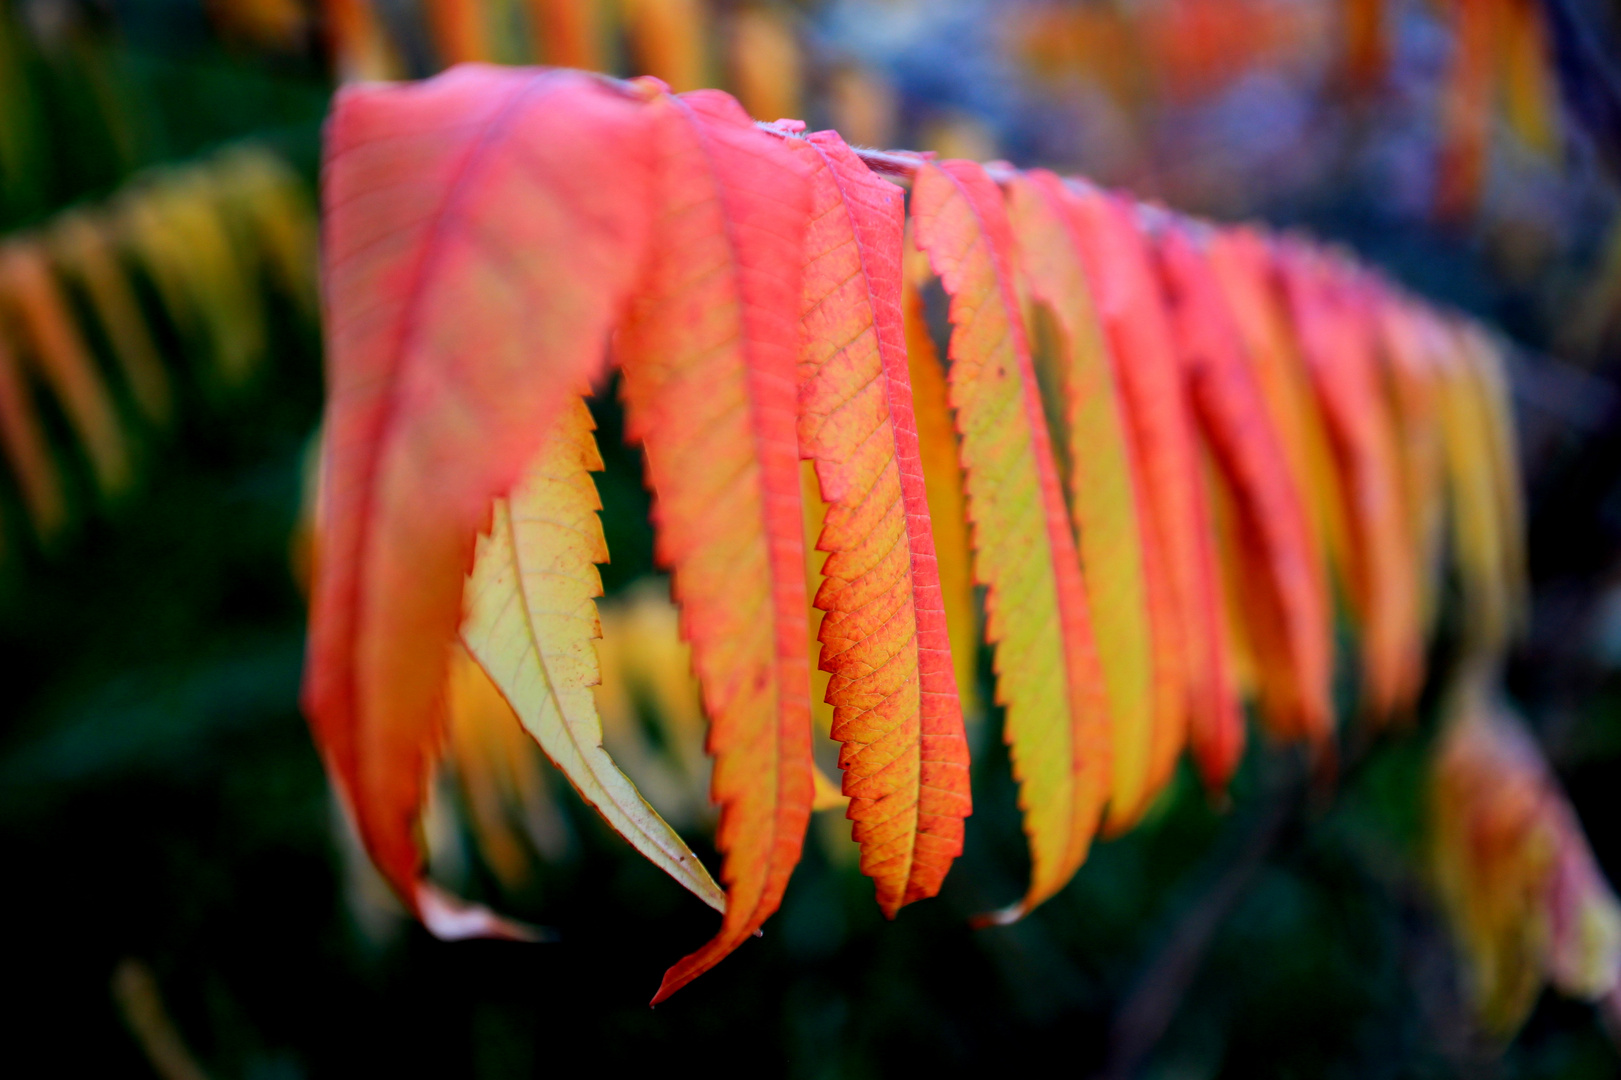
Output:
left=1373, top=292, right=1450, bottom=636
left=321, top=0, right=398, bottom=81
left=1068, top=187, right=1239, bottom=796
left=1205, top=229, right=1350, bottom=614
left=425, top=0, right=491, bottom=66
left=1280, top=245, right=1422, bottom=719
left=623, top=0, right=709, bottom=91
left=0, top=329, right=62, bottom=537
left=729, top=5, right=801, bottom=125
left=527, top=0, right=606, bottom=69
left=1158, top=225, right=1332, bottom=745
left=1436, top=0, right=1499, bottom=221
left=51, top=212, right=172, bottom=427
left=1431, top=674, right=1621, bottom=1034
left=0, top=242, right=130, bottom=497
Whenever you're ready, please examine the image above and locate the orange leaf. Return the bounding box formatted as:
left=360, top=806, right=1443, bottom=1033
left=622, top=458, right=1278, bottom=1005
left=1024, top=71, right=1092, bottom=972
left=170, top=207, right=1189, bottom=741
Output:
left=1006, top=170, right=1157, bottom=828
left=1157, top=225, right=1332, bottom=745
left=911, top=160, right=1108, bottom=920
left=526, top=0, right=605, bottom=69
left=0, top=329, right=62, bottom=536
left=613, top=90, right=814, bottom=1002
left=305, top=66, right=656, bottom=930
left=1066, top=188, right=1239, bottom=793
left=51, top=213, right=172, bottom=427
left=425, top=0, right=491, bottom=66
left=0, top=242, right=130, bottom=496
left=1279, top=245, right=1421, bottom=718
left=782, top=129, right=970, bottom=917
left=1205, top=228, right=1350, bottom=611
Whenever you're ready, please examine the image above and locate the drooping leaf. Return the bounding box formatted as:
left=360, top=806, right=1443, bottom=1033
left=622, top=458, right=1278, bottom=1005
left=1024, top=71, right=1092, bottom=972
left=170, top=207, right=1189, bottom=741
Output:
left=902, top=230, right=979, bottom=729
left=1157, top=224, right=1332, bottom=745
left=1430, top=672, right=1621, bottom=1036
left=1434, top=319, right=1521, bottom=662
left=613, top=89, right=814, bottom=1002
left=1065, top=186, right=1239, bottom=793
left=780, top=129, right=970, bottom=917
left=462, top=395, right=725, bottom=912
left=305, top=65, right=656, bottom=929
left=121, top=173, right=265, bottom=391
left=1205, top=228, right=1350, bottom=609
left=50, top=212, right=172, bottom=427
left=0, top=242, right=131, bottom=496
left=912, top=160, right=1108, bottom=921
left=211, top=147, right=320, bottom=319
left=1373, top=291, right=1450, bottom=636
left=0, top=329, right=62, bottom=537
left=1007, top=170, right=1156, bottom=828
left=1456, top=322, right=1528, bottom=638
left=1279, top=245, right=1422, bottom=718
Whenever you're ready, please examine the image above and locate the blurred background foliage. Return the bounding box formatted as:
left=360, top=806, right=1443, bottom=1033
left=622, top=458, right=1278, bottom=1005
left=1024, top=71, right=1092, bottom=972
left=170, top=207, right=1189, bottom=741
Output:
left=7, top=0, right=1621, bottom=1076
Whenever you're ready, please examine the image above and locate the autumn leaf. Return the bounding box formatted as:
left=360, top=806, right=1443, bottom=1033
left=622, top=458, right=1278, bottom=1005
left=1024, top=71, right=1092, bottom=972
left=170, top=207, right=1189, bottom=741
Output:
left=1006, top=170, right=1156, bottom=831
left=912, top=159, right=1108, bottom=921
left=1204, top=228, right=1350, bottom=614
left=0, top=242, right=131, bottom=497
left=51, top=212, right=172, bottom=427
left=1279, top=245, right=1421, bottom=718
left=1372, top=292, right=1450, bottom=636
left=1065, top=186, right=1239, bottom=795
left=1156, top=224, right=1332, bottom=745
left=1435, top=318, right=1524, bottom=661
left=612, top=88, right=814, bottom=1002
left=461, top=395, right=725, bottom=912
left=525, top=0, right=606, bottom=70
left=780, top=128, right=970, bottom=918
left=1431, top=672, right=1621, bottom=1035
left=305, top=65, right=657, bottom=930
left=0, top=329, right=62, bottom=537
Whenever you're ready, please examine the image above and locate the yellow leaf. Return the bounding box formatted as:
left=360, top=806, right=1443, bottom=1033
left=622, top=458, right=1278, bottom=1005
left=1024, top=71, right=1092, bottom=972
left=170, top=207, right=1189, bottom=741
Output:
left=462, top=396, right=726, bottom=913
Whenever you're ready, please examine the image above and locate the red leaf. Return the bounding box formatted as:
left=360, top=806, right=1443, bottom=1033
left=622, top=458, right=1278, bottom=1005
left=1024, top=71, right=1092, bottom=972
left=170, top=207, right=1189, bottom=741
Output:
left=305, top=66, right=655, bottom=928
left=1156, top=225, right=1333, bottom=744
left=1066, top=188, right=1241, bottom=793
left=1279, top=244, right=1422, bottom=718
left=613, top=89, right=815, bottom=1002
left=783, top=129, right=971, bottom=917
